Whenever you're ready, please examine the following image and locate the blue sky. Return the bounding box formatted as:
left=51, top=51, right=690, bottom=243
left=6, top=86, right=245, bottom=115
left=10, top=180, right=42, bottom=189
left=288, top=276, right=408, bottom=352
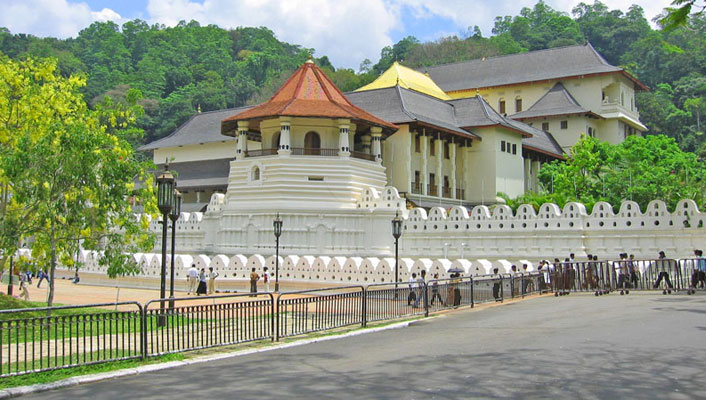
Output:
left=0, top=0, right=669, bottom=69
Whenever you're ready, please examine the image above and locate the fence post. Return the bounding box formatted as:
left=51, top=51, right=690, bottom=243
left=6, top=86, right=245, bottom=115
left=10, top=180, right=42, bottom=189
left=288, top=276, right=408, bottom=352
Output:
left=362, top=286, right=367, bottom=328
left=140, top=303, right=148, bottom=360
left=470, top=278, right=474, bottom=308
left=424, top=282, right=429, bottom=317
left=275, top=293, right=281, bottom=341
left=500, top=275, right=505, bottom=303
left=270, top=293, right=276, bottom=342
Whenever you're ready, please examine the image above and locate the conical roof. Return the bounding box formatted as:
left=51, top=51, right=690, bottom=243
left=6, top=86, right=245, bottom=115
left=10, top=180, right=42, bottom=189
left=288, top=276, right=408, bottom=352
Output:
left=355, top=62, right=451, bottom=100
left=222, top=60, right=397, bottom=135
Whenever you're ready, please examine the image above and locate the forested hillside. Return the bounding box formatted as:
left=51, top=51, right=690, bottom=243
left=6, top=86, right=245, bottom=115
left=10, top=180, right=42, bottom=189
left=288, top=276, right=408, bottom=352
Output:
left=1, top=1, right=704, bottom=154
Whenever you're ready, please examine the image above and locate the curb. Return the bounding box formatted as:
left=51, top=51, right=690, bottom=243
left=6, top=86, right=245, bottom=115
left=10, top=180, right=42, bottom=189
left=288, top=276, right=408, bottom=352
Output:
left=0, top=318, right=420, bottom=398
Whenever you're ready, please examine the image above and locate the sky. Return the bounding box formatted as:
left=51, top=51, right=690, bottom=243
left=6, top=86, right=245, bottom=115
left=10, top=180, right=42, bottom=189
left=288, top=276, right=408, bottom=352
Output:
left=0, top=0, right=672, bottom=69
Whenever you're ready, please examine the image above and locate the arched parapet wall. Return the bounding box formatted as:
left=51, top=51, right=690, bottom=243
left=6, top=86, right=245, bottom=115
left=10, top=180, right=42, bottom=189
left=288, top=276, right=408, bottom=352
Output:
left=296, top=256, right=315, bottom=280
left=356, top=186, right=405, bottom=211
left=228, top=255, right=248, bottom=279
left=193, top=254, right=210, bottom=270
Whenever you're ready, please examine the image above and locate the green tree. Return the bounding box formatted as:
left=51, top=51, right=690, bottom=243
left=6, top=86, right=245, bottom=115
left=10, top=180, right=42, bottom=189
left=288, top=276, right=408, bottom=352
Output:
left=0, top=56, right=156, bottom=307
left=517, top=135, right=706, bottom=212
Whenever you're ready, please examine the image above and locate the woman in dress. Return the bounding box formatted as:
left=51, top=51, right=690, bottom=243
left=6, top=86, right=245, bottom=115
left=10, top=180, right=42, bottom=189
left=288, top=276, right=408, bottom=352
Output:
left=197, top=268, right=208, bottom=296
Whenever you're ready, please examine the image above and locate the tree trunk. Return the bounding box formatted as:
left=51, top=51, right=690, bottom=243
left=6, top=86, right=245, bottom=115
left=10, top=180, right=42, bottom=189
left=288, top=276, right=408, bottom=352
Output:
left=47, top=220, right=57, bottom=313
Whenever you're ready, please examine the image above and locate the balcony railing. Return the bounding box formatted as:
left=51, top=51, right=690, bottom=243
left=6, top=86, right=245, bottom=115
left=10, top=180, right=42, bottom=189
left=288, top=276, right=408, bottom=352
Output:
left=427, top=184, right=438, bottom=197
left=600, top=100, right=640, bottom=120
left=291, top=147, right=339, bottom=156
left=245, top=147, right=377, bottom=162
left=350, top=151, right=376, bottom=162
left=246, top=148, right=278, bottom=157
left=411, top=181, right=421, bottom=194
left=442, top=186, right=451, bottom=198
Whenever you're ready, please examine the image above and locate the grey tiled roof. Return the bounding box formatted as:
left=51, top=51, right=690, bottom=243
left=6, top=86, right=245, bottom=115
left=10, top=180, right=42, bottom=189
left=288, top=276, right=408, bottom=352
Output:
left=346, top=87, right=476, bottom=138
left=139, top=107, right=251, bottom=151
left=521, top=125, right=564, bottom=158
left=155, top=158, right=231, bottom=189
left=421, top=43, right=622, bottom=92
left=511, top=83, right=592, bottom=119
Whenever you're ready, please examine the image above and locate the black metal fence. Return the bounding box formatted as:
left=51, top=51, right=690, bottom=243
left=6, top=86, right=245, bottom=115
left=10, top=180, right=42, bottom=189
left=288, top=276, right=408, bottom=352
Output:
left=0, top=302, right=143, bottom=377
left=276, top=286, right=364, bottom=340
left=143, top=293, right=274, bottom=357
left=0, top=270, right=568, bottom=377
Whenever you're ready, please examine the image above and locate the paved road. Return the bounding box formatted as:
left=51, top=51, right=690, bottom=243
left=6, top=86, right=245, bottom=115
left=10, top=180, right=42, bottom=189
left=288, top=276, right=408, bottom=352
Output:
left=26, top=293, right=706, bottom=399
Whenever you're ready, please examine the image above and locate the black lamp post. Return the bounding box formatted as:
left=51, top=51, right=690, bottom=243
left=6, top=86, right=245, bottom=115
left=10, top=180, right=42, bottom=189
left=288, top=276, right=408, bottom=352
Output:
left=156, top=163, right=175, bottom=326
left=273, top=213, right=282, bottom=292
left=168, top=189, right=181, bottom=309
left=391, top=211, right=403, bottom=291
left=6, top=255, right=13, bottom=296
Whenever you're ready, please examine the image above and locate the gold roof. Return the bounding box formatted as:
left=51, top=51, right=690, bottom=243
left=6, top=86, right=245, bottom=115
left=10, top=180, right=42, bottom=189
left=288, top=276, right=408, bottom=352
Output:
left=355, top=62, right=452, bottom=100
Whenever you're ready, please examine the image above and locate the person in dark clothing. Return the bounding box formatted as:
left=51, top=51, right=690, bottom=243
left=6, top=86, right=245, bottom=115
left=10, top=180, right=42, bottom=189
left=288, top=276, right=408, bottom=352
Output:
left=492, top=267, right=502, bottom=301
left=653, top=251, right=674, bottom=291
left=196, top=268, right=208, bottom=295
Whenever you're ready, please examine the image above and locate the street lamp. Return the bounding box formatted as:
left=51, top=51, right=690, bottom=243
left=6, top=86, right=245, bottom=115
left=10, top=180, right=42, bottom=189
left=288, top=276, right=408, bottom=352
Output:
left=391, top=211, right=403, bottom=290
left=168, top=189, right=181, bottom=309
left=156, top=163, right=175, bottom=326
left=273, top=213, right=282, bottom=292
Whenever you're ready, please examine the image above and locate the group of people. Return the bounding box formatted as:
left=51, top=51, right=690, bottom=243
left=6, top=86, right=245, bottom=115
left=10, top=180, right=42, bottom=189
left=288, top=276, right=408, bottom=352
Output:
left=186, top=265, right=220, bottom=296
left=407, top=270, right=464, bottom=308
left=530, top=250, right=706, bottom=293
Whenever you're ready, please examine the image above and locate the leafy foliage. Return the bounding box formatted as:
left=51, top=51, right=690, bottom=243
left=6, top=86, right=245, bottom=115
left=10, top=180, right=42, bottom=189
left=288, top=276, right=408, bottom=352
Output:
left=0, top=56, right=157, bottom=306
left=506, top=135, right=706, bottom=212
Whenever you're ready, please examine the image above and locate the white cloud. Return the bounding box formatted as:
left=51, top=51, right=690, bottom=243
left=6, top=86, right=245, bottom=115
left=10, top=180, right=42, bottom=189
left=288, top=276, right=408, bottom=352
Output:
left=0, top=0, right=124, bottom=38
left=145, top=0, right=400, bottom=70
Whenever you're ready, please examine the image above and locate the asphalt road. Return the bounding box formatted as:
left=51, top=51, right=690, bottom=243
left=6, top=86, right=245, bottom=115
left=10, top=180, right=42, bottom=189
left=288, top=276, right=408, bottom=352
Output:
left=25, top=292, right=706, bottom=399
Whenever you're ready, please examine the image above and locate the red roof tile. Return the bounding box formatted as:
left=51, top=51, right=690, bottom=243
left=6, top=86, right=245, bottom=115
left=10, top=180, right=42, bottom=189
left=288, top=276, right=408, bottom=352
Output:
left=222, top=61, right=398, bottom=135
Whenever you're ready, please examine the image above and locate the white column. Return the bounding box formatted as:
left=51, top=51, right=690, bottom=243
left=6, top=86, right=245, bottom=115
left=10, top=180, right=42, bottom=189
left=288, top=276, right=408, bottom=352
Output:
left=464, top=144, right=473, bottom=201
left=338, top=119, right=350, bottom=157
left=236, top=121, right=249, bottom=159
left=371, top=127, right=382, bottom=163
left=436, top=136, right=443, bottom=197
left=450, top=140, right=457, bottom=199
left=524, top=157, right=531, bottom=192
left=278, top=117, right=291, bottom=156
left=532, top=160, right=541, bottom=192
left=421, top=134, right=428, bottom=195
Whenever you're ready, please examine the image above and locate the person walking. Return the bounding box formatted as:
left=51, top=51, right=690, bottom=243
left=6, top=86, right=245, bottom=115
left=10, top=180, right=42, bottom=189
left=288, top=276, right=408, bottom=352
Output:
left=19, top=273, right=30, bottom=301
left=690, top=249, right=706, bottom=292
left=653, top=251, right=674, bottom=292
left=407, top=273, right=417, bottom=306
left=186, top=264, right=199, bottom=295
left=429, top=273, right=444, bottom=306
left=413, top=270, right=426, bottom=308
left=36, top=269, right=47, bottom=288
left=492, top=267, right=502, bottom=301
left=196, top=268, right=208, bottom=296
left=628, top=254, right=640, bottom=289
left=207, top=267, right=219, bottom=295
left=250, top=268, right=260, bottom=297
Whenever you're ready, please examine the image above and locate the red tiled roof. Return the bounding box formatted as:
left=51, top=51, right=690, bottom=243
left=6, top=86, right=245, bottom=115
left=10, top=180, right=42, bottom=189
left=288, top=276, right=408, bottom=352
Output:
left=222, top=61, right=398, bottom=135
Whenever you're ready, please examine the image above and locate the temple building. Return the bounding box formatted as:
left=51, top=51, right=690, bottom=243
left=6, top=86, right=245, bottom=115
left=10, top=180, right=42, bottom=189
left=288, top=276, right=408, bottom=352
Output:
left=140, top=43, right=646, bottom=212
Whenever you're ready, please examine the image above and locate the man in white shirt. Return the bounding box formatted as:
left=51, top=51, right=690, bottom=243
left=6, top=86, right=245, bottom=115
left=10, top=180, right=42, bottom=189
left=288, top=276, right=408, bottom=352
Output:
left=187, top=264, right=199, bottom=295
left=408, top=273, right=417, bottom=306
left=208, top=267, right=219, bottom=295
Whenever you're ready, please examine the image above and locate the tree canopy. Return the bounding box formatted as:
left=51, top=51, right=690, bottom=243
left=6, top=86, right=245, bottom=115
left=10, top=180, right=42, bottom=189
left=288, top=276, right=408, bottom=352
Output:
left=0, top=56, right=157, bottom=306
left=502, top=135, right=706, bottom=213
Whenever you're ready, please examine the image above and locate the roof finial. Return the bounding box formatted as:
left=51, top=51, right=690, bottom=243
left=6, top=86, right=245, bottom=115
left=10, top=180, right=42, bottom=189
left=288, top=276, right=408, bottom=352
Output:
left=305, top=52, right=314, bottom=64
